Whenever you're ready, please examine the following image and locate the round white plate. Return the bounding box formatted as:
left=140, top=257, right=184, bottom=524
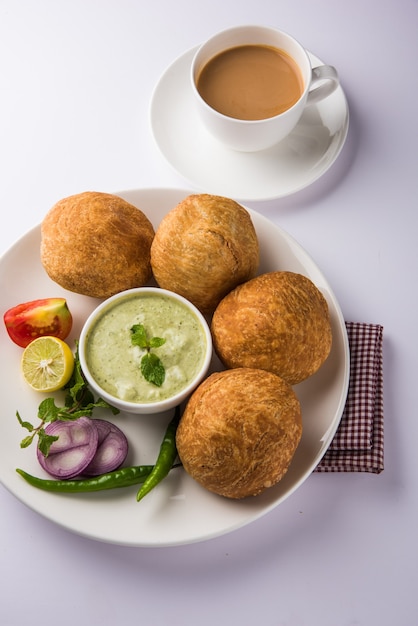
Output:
left=0, top=188, right=349, bottom=547
left=150, top=48, right=349, bottom=202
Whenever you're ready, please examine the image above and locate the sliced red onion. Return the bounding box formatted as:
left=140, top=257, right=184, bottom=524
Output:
left=37, top=417, right=99, bottom=479
left=82, top=419, right=128, bottom=476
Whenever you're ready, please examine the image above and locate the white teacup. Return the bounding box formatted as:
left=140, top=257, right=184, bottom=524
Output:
left=191, top=25, right=339, bottom=152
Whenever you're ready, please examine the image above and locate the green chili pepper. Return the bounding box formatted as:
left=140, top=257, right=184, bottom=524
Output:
left=136, top=405, right=181, bottom=502
left=16, top=465, right=154, bottom=493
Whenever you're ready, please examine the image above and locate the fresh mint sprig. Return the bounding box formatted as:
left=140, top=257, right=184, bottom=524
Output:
left=17, top=342, right=119, bottom=456
left=130, top=324, right=166, bottom=387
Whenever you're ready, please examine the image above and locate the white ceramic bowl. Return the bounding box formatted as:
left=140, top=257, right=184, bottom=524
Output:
left=79, top=287, right=213, bottom=414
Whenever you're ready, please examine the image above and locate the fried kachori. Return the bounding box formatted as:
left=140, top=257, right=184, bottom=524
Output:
left=150, top=194, right=259, bottom=314
left=41, top=191, right=155, bottom=299
left=211, top=271, right=332, bottom=385
left=176, top=368, right=302, bottom=499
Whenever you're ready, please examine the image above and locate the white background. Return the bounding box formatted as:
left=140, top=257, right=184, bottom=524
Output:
left=1, top=1, right=417, bottom=625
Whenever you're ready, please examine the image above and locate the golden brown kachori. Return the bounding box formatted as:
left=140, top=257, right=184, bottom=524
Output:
left=211, top=271, right=332, bottom=385
left=41, top=191, right=155, bottom=298
left=176, top=368, right=302, bottom=499
left=150, top=194, right=259, bottom=313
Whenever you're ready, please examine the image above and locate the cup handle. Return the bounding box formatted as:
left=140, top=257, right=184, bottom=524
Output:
left=307, top=65, right=339, bottom=105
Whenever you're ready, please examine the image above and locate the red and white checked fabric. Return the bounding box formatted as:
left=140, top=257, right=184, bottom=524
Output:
left=315, top=322, right=384, bottom=473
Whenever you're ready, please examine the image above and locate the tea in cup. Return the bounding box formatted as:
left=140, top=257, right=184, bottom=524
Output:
left=191, top=25, right=339, bottom=152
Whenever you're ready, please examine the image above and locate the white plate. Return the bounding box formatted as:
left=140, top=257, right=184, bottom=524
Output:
left=150, top=47, right=349, bottom=202
left=0, top=188, right=349, bottom=547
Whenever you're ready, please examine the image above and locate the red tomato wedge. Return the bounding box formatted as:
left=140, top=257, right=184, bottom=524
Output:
left=3, top=298, right=73, bottom=348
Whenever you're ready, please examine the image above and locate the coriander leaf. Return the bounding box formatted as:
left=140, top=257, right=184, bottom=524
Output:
left=141, top=352, right=165, bottom=387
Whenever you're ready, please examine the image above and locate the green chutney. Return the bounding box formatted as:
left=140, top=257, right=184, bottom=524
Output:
left=85, top=293, right=208, bottom=403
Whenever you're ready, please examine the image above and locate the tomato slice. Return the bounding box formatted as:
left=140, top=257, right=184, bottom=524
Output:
left=3, top=297, right=73, bottom=348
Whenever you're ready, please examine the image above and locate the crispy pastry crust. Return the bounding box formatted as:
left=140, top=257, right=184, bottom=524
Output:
left=176, top=368, right=302, bottom=499
left=40, top=191, right=155, bottom=298
left=211, top=271, right=332, bottom=385
left=150, top=194, right=259, bottom=313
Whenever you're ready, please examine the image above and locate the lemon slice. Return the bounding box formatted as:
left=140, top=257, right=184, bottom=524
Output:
left=21, top=336, right=74, bottom=392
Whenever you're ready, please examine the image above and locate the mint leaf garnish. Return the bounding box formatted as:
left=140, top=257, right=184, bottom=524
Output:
left=130, top=324, right=166, bottom=387
left=130, top=324, right=148, bottom=349
left=141, top=352, right=166, bottom=387
left=149, top=336, right=166, bottom=349
left=37, top=429, right=59, bottom=458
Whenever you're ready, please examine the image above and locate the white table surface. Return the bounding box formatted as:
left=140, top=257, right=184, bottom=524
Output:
left=1, top=1, right=417, bottom=625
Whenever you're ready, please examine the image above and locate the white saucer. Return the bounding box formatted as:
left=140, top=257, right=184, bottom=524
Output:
left=150, top=47, right=349, bottom=202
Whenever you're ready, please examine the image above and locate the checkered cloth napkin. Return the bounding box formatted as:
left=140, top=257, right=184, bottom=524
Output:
left=315, top=322, right=384, bottom=474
